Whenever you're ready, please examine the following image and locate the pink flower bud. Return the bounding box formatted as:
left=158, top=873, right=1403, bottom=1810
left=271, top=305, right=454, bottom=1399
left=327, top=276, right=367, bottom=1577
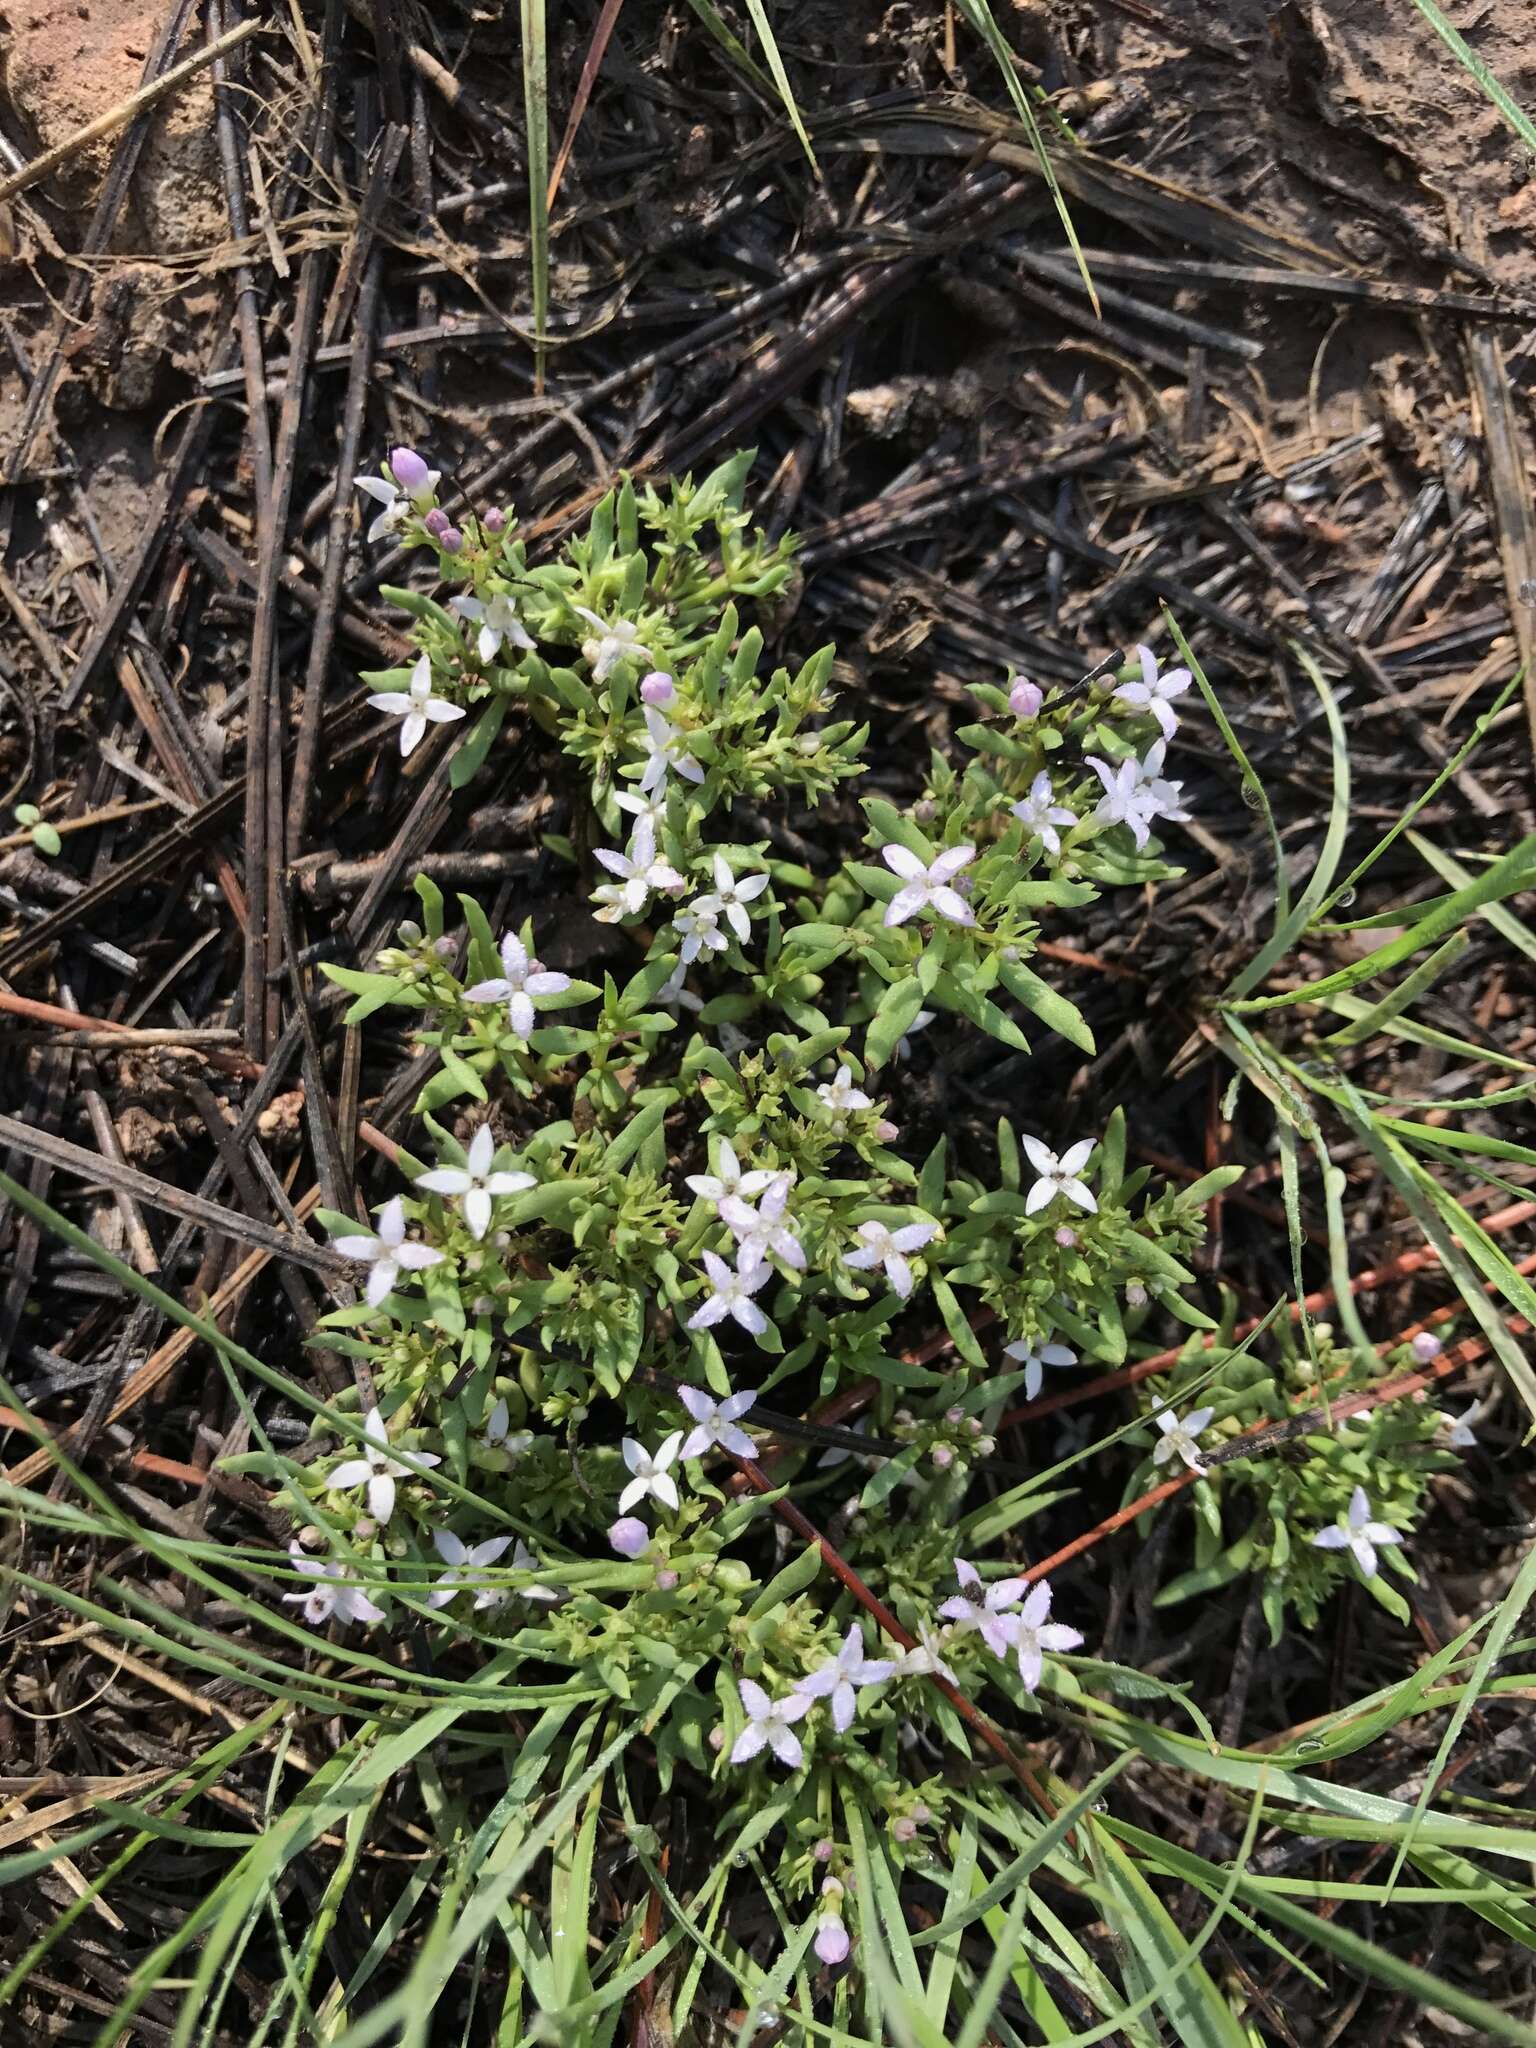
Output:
left=875, top=1119, right=900, bottom=1143
left=930, top=1444, right=954, bottom=1470
left=1126, top=1282, right=1148, bottom=1308
left=609, top=1516, right=649, bottom=1558
left=1009, top=678, right=1043, bottom=719
left=1411, top=1331, right=1443, bottom=1363
left=389, top=446, right=430, bottom=491
left=820, top=1875, right=844, bottom=1900
left=353, top=1519, right=376, bottom=1542
left=890, top=1815, right=918, bottom=1843
left=945, top=1406, right=965, bottom=1426
left=911, top=1803, right=931, bottom=1823
left=708, top=1724, right=724, bottom=1751
left=640, top=671, right=675, bottom=705
left=423, top=508, right=450, bottom=537
left=812, top=1837, right=835, bottom=1862
left=483, top=507, right=507, bottom=534
left=1054, top=1226, right=1077, bottom=1249
left=815, top=1915, right=850, bottom=1965
left=655, top=1567, right=679, bottom=1591
left=438, top=526, right=464, bottom=555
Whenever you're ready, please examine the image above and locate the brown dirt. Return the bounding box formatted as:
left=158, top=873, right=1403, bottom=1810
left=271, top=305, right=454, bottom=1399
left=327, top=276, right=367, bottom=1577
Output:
left=0, top=0, right=225, bottom=255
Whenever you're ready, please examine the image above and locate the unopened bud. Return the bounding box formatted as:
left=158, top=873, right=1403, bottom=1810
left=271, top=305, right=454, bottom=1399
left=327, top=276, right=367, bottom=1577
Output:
left=930, top=1444, right=954, bottom=1470
left=640, top=671, right=675, bottom=706
left=708, top=1725, right=724, bottom=1751
left=483, top=506, right=507, bottom=534
left=945, top=1406, right=965, bottom=1426
left=1411, top=1331, right=1443, bottom=1363
left=609, top=1517, right=649, bottom=1558
left=655, top=1567, right=679, bottom=1591
left=812, top=1837, right=835, bottom=1863
left=354, top=1518, right=376, bottom=1542
left=911, top=1803, right=931, bottom=1823
left=390, top=446, right=430, bottom=491
left=1054, top=1226, right=1077, bottom=1248
left=875, top=1119, right=900, bottom=1143
left=1126, top=1282, right=1148, bottom=1308
left=423, top=507, right=450, bottom=537
left=1009, top=678, right=1043, bottom=719
left=438, top=526, right=464, bottom=555
left=890, top=1815, right=918, bottom=1843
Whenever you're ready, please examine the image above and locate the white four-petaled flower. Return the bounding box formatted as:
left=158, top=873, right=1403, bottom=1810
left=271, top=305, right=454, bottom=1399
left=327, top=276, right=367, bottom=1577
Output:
left=1002, top=1336, right=1078, bottom=1401
left=484, top=1398, right=532, bottom=1458
left=685, top=1140, right=779, bottom=1207
left=678, top=1381, right=758, bottom=1458
left=429, top=1528, right=513, bottom=1610
left=1151, top=1401, right=1214, bottom=1476
left=692, top=852, right=768, bottom=940
left=637, top=705, right=706, bottom=793
left=720, top=1179, right=805, bottom=1276
left=817, top=1064, right=872, bottom=1118
left=1010, top=772, right=1078, bottom=856
left=1113, top=642, right=1191, bottom=741
left=1021, top=1136, right=1097, bottom=1216
left=685, top=1250, right=771, bottom=1337
left=353, top=452, right=440, bottom=540
left=367, top=653, right=465, bottom=758
left=326, top=1404, right=441, bottom=1527
left=842, top=1216, right=938, bottom=1300
left=451, top=591, right=534, bottom=664
left=675, top=900, right=727, bottom=965
left=464, top=930, right=572, bottom=1038
left=334, top=1195, right=445, bottom=1306
left=592, top=817, right=686, bottom=921
left=938, top=1558, right=1029, bottom=1658
left=1011, top=1578, right=1084, bottom=1693
left=794, top=1624, right=895, bottom=1732
left=1086, top=741, right=1189, bottom=851
left=892, top=1625, right=958, bottom=1686
left=415, top=1125, right=534, bottom=1240
left=574, top=605, right=654, bottom=683
left=881, top=842, right=976, bottom=927
left=729, top=1678, right=811, bottom=1767
left=619, top=1432, right=684, bottom=1512
left=281, top=1540, right=385, bottom=1627
left=1311, top=1486, right=1403, bottom=1579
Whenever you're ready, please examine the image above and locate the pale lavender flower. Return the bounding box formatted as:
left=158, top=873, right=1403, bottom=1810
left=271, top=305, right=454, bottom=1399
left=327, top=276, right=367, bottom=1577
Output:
left=512, top=1538, right=558, bottom=1603
left=720, top=1178, right=805, bottom=1276
left=685, top=1251, right=770, bottom=1337
left=592, top=817, right=686, bottom=921
left=896, top=1009, right=935, bottom=1061
left=429, top=1528, right=513, bottom=1610
left=1411, top=1331, right=1443, bottom=1363
left=1438, top=1402, right=1480, bottom=1450
left=619, top=1432, right=684, bottom=1513
left=327, top=1405, right=440, bottom=1527
left=842, top=1216, right=938, bottom=1299
left=281, top=1540, right=385, bottom=1627
left=388, top=446, right=431, bottom=492
left=692, top=852, right=768, bottom=940
left=367, top=653, right=464, bottom=758
left=881, top=842, right=975, bottom=927
left=1086, top=741, right=1189, bottom=850
left=1311, top=1486, right=1402, bottom=1579
left=573, top=606, right=653, bottom=683
left=1114, top=642, right=1191, bottom=740
left=464, top=930, right=572, bottom=1038
left=1012, top=1579, right=1083, bottom=1693
left=938, top=1558, right=1029, bottom=1657
left=795, top=1624, right=895, bottom=1732
left=678, top=1381, right=758, bottom=1458
left=450, top=591, right=534, bottom=664
left=1011, top=772, right=1078, bottom=856
left=684, top=1140, right=779, bottom=1207
left=415, top=1125, right=534, bottom=1240
left=729, top=1678, right=810, bottom=1767
left=1151, top=1401, right=1214, bottom=1476
left=1002, top=1335, right=1078, bottom=1401
left=334, top=1195, right=445, bottom=1307
left=1021, top=1136, right=1097, bottom=1216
